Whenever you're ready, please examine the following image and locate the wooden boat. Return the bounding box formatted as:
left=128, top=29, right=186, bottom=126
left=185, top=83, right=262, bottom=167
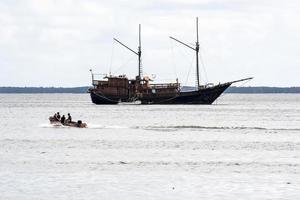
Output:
left=49, top=117, right=87, bottom=128
left=88, top=18, right=252, bottom=105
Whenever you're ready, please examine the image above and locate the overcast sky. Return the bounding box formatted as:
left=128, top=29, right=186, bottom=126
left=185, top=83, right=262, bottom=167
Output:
left=1, top=0, right=299, bottom=87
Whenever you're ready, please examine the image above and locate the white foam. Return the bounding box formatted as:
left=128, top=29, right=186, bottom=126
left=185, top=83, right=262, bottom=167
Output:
left=39, top=123, right=65, bottom=128
left=87, top=124, right=128, bottom=129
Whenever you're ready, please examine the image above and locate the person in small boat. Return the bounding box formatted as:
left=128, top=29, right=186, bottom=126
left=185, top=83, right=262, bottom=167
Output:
left=56, top=112, right=61, bottom=121
left=67, top=113, right=72, bottom=123
left=61, top=115, right=66, bottom=124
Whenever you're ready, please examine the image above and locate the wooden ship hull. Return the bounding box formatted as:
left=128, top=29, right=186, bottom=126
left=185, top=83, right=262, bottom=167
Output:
left=139, top=83, right=231, bottom=104
left=89, top=80, right=245, bottom=105
left=90, top=92, right=119, bottom=104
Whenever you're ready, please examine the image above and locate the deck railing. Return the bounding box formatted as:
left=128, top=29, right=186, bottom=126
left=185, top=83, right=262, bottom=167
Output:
left=150, top=83, right=180, bottom=89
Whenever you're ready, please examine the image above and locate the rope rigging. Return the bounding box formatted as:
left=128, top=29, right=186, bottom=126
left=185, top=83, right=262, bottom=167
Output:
left=109, top=39, right=115, bottom=76
left=109, top=39, right=137, bottom=76
left=112, top=54, right=136, bottom=75
left=169, top=39, right=178, bottom=79
left=185, top=54, right=195, bottom=86
left=170, top=39, right=197, bottom=86
left=199, top=44, right=209, bottom=84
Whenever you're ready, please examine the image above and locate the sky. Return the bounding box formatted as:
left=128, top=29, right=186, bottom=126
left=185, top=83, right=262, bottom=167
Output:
left=0, top=0, right=300, bottom=87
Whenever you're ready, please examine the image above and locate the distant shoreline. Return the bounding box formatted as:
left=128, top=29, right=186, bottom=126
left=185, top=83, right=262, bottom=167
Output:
left=0, top=86, right=300, bottom=94
left=0, top=87, right=89, bottom=94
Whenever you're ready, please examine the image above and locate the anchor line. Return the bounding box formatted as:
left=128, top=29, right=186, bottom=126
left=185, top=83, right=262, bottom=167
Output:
left=153, top=94, right=179, bottom=104
left=92, top=91, right=119, bottom=103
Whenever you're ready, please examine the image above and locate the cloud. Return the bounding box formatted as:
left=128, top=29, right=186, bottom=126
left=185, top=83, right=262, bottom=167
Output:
left=0, top=0, right=299, bottom=86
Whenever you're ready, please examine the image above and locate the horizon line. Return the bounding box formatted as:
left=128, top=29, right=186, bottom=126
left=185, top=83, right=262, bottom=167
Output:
left=1, top=86, right=300, bottom=88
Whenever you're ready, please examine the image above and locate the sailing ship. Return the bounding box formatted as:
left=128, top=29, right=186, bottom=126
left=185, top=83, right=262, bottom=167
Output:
left=88, top=18, right=252, bottom=104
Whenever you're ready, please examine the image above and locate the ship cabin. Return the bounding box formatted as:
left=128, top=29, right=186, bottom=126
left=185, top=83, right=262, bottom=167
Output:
left=90, top=74, right=181, bottom=103
left=91, top=75, right=134, bottom=102
left=137, top=76, right=181, bottom=99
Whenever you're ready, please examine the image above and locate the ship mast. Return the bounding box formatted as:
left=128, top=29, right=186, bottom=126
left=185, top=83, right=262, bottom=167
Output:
left=170, top=17, right=200, bottom=89
left=113, top=24, right=142, bottom=81
left=195, top=17, right=200, bottom=88
left=138, top=24, right=142, bottom=80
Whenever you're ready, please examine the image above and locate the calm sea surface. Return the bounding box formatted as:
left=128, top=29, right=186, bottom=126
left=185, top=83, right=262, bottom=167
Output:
left=0, top=94, right=300, bottom=199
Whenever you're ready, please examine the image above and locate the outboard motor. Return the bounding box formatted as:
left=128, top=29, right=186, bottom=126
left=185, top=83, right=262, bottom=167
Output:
left=77, top=120, right=82, bottom=127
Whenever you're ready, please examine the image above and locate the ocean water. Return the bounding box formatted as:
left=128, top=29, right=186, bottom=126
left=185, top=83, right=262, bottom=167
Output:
left=0, top=93, right=300, bottom=199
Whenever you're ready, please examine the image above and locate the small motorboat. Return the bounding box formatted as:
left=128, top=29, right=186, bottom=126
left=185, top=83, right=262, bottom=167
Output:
left=49, top=116, right=87, bottom=128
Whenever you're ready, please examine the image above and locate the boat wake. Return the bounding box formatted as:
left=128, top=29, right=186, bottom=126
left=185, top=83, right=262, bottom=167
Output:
left=81, top=124, right=128, bottom=129
left=40, top=123, right=300, bottom=132
left=39, top=123, right=128, bottom=129
left=39, top=124, right=67, bottom=128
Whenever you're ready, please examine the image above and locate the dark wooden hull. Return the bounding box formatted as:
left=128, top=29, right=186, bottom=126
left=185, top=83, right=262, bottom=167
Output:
left=90, top=83, right=231, bottom=105
left=140, top=83, right=231, bottom=104
left=90, top=92, right=120, bottom=104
